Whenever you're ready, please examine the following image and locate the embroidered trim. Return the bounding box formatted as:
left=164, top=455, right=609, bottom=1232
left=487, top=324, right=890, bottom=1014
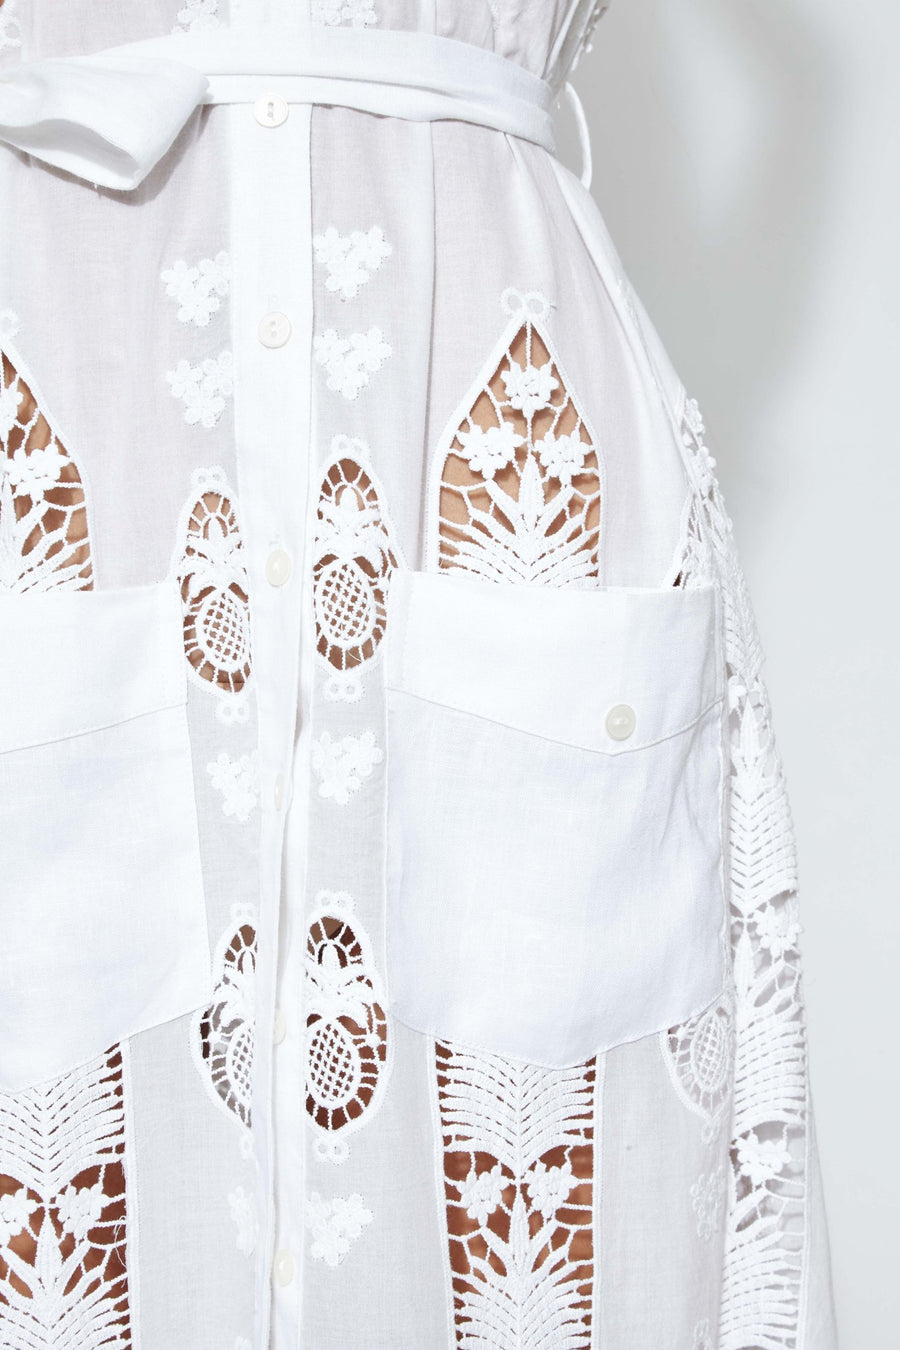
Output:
left=192, top=913, right=257, bottom=1130
left=304, top=891, right=392, bottom=1164
left=429, top=288, right=602, bottom=585
left=312, top=439, right=404, bottom=702
left=660, top=987, right=736, bottom=1145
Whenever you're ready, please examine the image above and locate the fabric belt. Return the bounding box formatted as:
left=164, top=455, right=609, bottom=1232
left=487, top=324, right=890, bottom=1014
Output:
left=0, top=27, right=559, bottom=192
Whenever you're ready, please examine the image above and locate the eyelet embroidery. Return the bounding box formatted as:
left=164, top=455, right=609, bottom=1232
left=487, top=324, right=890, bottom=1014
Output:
left=192, top=914, right=257, bottom=1130
left=173, top=466, right=253, bottom=717
left=304, top=891, right=392, bottom=1164
left=429, top=289, right=601, bottom=585
left=312, top=439, right=404, bottom=703
left=660, top=988, right=736, bottom=1145
left=1, top=342, right=92, bottom=593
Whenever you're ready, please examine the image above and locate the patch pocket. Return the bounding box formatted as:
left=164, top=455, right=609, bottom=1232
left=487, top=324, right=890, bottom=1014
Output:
left=0, top=579, right=210, bottom=1092
left=383, top=568, right=728, bottom=1067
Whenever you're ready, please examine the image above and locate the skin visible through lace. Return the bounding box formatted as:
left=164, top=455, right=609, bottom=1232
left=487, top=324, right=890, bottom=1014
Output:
left=433, top=306, right=599, bottom=1344
left=0, top=353, right=92, bottom=590
left=196, top=921, right=257, bottom=1128
left=180, top=487, right=252, bottom=694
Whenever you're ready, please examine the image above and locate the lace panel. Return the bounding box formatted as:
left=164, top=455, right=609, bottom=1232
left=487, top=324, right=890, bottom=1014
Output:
left=174, top=466, right=253, bottom=715
left=432, top=289, right=601, bottom=587
left=674, top=401, right=809, bottom=1349
left=429, top=290, right=600, bottom=1345
left=0, top=350, right=92, bottom=593
left=313, top=441, right=403, bottom=703
left=304, top=891, right=392, bottom=1164
left=436, top=1044, right=597, bottom=1348
left=0, top=1047, right=132, bottom=1347
left=193, top=916, right=257, bottom=1130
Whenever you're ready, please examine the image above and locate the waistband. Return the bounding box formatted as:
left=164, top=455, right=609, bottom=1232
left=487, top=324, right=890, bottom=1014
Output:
left=0, top=26, right=559, bottom=192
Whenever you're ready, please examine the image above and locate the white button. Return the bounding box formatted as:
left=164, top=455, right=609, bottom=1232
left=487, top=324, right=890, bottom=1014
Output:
left=273, top=1007, right=287, bottom=1045
left=606, top=703, right=636, bottom=741
left=254, top=93, right=289, bottom=128
left=273, top=1248, right=294, bottom=1287
left=273, top=772, right=285, bottom=811
left=258, top=311, right=292, bottom=348
left=266, top=548, right=292, bottom=587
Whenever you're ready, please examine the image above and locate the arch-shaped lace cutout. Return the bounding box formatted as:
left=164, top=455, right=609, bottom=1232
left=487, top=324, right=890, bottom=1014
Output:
left=0, top=1046, right=132, bottom=1343
left=660, top=988, right=736, bottom=1144
left=192, top=915, right=257, bottom=1129
left=436, top=1042, right=597, bottom=1348
left=674, top=398, right=809, bottom=1348
left=0, top=350, right=92, bottom=592
left=430, top=289, right=601, bottom=586
left=174, top=466, right=252, bottom=715
left=312, top=439, right=403, bottom=702
left=304, top=891, right=391, bottom=1164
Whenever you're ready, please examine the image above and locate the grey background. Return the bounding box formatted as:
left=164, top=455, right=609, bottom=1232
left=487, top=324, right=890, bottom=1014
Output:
left=558, top=3, right=899, bottom=1347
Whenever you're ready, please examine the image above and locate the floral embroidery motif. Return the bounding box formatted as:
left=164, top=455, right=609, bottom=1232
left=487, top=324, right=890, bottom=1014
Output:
left=313, top=327, right=391, bottom=400
left=304, top=891, right=391, bottom=1164
left=207, top=750, right=261, bottom=823
left=677, top=398, right=810, bottom=1348
left=311, top=730, right=382, bottom=804
left=166, top=351, right=233, bottom=428
left=661, top=989, right=736, bottom=1144
left=227, top=1186, right=258, bottom=1257
left=173, top=0, right=219, bottom=33
left=690, top=1163, right=727, bottom=1242
left=0, top=1046, right=132, bottom=1345
left=312, top=0, right=378, bottom=28
left=431, top=289, right=601, bottom=585
left=0, top=345, right=92, bottom=592
left=312, top=441, right=403, bottom=702
left=161, top=251, right=231, bottom=327
left=313, top=226, right=391, bottom=300
left=173, top=466, right=253, bottom=717
left=192, top=914, right=257, bottom=1129
left=304, top=1192, right=373, bottom=1265
left=692, top=1316, right=715, bottom=1350
left=436, top=1042, right=597, bottom=1348
left=0, top=0, right=21, bottom=56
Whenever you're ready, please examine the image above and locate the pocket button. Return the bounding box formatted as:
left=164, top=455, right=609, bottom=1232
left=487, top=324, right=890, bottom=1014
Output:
left=606, top=703, right=636, bottom=741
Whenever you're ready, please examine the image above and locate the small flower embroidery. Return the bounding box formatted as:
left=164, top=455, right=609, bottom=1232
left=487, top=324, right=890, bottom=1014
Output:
left=0, top=0, right=22, bottom=54
left=305, top=1191, right=373, bottom=1266
left=692, top=1317, right=714, bottom=1350
left=683, top=397, right=706, bottom=444
left=313, top=327, right=392, bottom=399
left=690, top=1164, right=726, bottom=1241
left=0, top=381, right=24, bottom=440
left=524, top=1159, right=575, bottom=1220
left=455, top=421, right=523, bottom=480
left=500, top=358, right=558, bottom=418
left=0, top=1188, right=32, bottom=1244
left=312, top=730, right=382, bottom=804
left=228, top=1185, right=258, bottom=1256
left=312, top=0, right=378, bottom=27
left=173, top=0, right=219, bottom=33
left=736, top=1129, right=792, bottom=1187
left=56, top=1181, right=105, bottom=1241
left=207, top=751, right=261, bottom=823
left=535, top=429, right=589, bottom=484
left=5, top=443, right=66, bottom=492
left=754, top=897, right=802, bottom=958
left=166, top=351, right=233, bottom=427
left=459, top=1164, right=506, bottom=1225
left=313, top=226, right=392, bottom=299
left=0, top=308, right=20, bottom=342
left=161, top=251, right=231, bottom=326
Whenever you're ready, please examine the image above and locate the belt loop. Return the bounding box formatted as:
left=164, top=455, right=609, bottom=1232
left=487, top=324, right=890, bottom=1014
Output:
left=562, top=80, right=593, bottom=190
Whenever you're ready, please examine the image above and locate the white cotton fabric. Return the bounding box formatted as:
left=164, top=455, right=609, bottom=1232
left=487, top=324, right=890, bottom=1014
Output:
left=0, top=2, right=839, bottom=1349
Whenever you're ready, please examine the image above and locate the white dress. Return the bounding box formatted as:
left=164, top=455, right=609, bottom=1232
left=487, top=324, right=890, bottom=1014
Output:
left=0, top=2, right=839, bottom=1347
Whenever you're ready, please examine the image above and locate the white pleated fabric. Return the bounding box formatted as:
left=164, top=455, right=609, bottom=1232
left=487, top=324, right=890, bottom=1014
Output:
left=0, top=2, right=839, bottom=1349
